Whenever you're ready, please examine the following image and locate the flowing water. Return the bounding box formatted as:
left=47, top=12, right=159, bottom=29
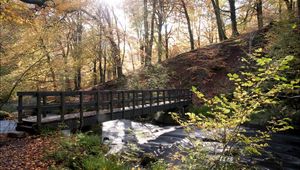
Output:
left=0, top=120, right=17, bottom=134
left=102, top=119, right=300, bottom=169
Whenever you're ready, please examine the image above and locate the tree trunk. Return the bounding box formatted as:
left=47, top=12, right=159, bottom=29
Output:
left=58, top=37, right=71, bottom=91
left=99, top=56, right=104, bottom=83
left=297, top=0, right=300, bottom=18
left=181, top=0, right=195, bottom=50
left=284, top=0, right=294, bottom=18
left=74, top=11, right=83, bottom=90
left=143, top=0, right=150, bottom=66
left=165, top=24, right=169, bottom=59
left=103, top=7, right=124, bottom=79
left=145, top=0, right=157, bottom=66
left=98, top=24, right=105, bottom=84
left=211, top=0, right=227, bottom=41
left=103, top=54, right=107, bottom=82
left=40, top=38, right=57, bottom=91
left=228, top=0, right=239, bottom=37
left=256, top=0, right=263, bottom=29
left=157, top=0, right=163, bottom=63
left=93, top=59, right=97, bottom=86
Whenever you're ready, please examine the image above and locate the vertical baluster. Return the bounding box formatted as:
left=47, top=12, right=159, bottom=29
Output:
left=42, top=96, right=47, bottom=117
left=17, top=94, right=23, bottom=123
left=132, top=91, right=135, bottom=118
left=149, top=91, right=152, bottom=113
left=157, top=90, right=159, bottom=106
left=60, top=92, right=65, bottom=122
left=142, top=91, right=145, bottom=115
left=37, top=93, right=41, bottom=130
left=96, top=91, right=100, bottom=123
left=168, top=90, right=171, bottom=104
left=79, top=91, right=83, bottom=128
left=117, top=91, right=120, bottom=108
left=127, top=92, right=130, bottom=108
left=163, top=90, right=166, bottom=105
left=110, top=91, right=113, bottom=120
left=122, top=91, right=125, bottom=119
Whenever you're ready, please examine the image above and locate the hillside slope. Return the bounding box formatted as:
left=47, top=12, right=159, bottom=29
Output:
left=163, top=28, right=269, bottom=97
left=92, top=27, right=270, bottom=98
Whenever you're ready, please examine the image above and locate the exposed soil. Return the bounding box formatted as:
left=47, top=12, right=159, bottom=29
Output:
left=163, top=28, right=269, bottom=98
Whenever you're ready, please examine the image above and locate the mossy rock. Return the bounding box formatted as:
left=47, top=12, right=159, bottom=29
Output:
left=0, top=110, right=11, bottom=120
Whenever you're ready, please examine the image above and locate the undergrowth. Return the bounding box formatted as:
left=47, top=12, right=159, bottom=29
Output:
left=47, top=133, right=129, bottom=170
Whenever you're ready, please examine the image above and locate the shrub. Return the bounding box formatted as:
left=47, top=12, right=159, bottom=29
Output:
left=127, top=64, right=170, bottom=89
left=172, top=50, right=299, bottom=169
left=149, top=159, right=169, bottom=170
left=47, top=133, right=127, bottom=169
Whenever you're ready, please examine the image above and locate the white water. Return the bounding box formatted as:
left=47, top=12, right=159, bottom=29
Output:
left=0, top=120, right=16, bottom=134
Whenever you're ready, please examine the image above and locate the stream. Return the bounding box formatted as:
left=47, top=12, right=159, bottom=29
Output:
left=1, top=119, right=299, bottom=169
left=102, top=119, right=300, bottom=169
left=0, top=120, right=17, bottom=134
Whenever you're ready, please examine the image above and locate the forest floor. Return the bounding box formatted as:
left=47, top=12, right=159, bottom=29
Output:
left=0, top=134, right=57, bottom=170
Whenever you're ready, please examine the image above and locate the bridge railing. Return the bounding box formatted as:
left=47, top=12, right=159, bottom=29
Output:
left=17, top=89, right=192, bottom=128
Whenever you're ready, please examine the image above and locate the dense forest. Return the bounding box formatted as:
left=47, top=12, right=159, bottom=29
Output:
left=0, top=0, right=300, bottom=169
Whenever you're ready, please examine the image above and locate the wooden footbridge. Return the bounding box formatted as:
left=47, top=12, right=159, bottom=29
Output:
left=16, top=89, right=192, bottom=132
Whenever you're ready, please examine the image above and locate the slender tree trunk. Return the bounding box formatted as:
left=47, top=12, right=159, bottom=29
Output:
left=165, top=24, right=169, bottom=60
left=99, top=57, right=104, bottom=83
left=98, top=24, right=105, bottom=84
left=256, top=0, right=263, bottom=29
left=145, top=0, right=157, bottom=66
left=40, top=38, right=57, bottom=91
left=157, top=0, right=163, bottom=63
left=74, top=11, right=83, bottom=90
left=158, top=22, right=163, bottom=62
left=211, top=0, right=227, bottom=41
left=297, top=0, right=300, bottom=18
left=143, top=0, right=150, bottom=66
left=279, top=0, right=283, bottom=19
left=228, top=0, right=239, bottom=37
left=103, top=7, right=124, bottom=79
left=284, top=0, right=294, bottom=18
left=181, top=0, right=195, bottom=50
left=103, top=54, right=107, bottom=82
left=93, top=59, right=97, bottom=86
left=58, top=38, right=71, bottom=90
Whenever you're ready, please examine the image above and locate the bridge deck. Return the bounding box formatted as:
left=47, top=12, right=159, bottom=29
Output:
left=16, top=89, right=192, bottom=132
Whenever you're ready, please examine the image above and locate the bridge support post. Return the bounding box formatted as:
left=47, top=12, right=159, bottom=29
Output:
left=36, top=93, right=41, bottom=130
left=17, top=94, right=23, bottom=123
left=96, top=91, right=100, bottom=123
left=79, top=92, right=84, bottom=129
